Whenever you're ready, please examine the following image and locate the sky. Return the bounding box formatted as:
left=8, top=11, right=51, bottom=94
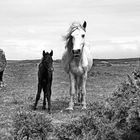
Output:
left=0, top=0, right=140, bottom=60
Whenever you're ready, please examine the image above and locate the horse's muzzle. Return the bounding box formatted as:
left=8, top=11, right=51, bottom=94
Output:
left=72, top=49, right=81, bottom=57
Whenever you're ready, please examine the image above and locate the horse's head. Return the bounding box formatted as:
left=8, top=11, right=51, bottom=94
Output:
left=71, top=21, right=87, bottom=57
left=42, top=50, right=53, bottom=72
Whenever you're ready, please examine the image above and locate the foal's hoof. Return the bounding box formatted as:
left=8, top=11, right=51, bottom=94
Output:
left=78, top=99, right=82, bottom=104
left=42, top=106, right=46, bottom=110
left=33, top=106, right=37, bottom=110
left=48, top=110, right=51, bottom=114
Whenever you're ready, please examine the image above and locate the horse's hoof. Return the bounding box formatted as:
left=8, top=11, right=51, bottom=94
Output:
left=60, top=110, right=63, bottom=113
left=81, top=106, right=87, bottom=110
left=66, top=107, right=73, bottom=111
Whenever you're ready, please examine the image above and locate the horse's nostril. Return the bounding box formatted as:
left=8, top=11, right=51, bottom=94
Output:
left=77, top=49, right=80, bottom=53
left=72, top=49, right=81, bottom=54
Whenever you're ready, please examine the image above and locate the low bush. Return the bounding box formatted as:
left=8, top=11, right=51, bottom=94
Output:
left=55, top=70, right=140, bottom=140
left=12, top=110, right=53, bottom=140
left=12, top=70, right=140, bottom=140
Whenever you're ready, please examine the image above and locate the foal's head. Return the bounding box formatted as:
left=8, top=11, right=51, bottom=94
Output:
left=42, top=50, right=53, bottom=72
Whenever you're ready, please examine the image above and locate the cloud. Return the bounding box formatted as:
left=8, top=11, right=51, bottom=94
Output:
left=121, top=44, right=139, bottom=51
left=110, top=36, right=140, bottom=44
left=1, top=39, right=53, bottom=60
left=91, top=37, right=140, bottom=58
left=0, top=0, right=140, bottom=59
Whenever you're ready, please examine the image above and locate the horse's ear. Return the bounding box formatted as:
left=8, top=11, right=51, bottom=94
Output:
left=83, top=21, right=87, bottom=30
left=43, top=50, right=45, bottom=57
left=50, top=50, right=53, bottom=56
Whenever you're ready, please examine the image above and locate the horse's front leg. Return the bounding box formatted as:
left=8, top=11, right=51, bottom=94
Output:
left=81, top=72, right=87, bottom=110
left=67, top=72, right=76, bottom=110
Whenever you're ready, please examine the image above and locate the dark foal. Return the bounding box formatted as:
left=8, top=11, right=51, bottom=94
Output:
left=34, top=50, right=53, bottom=112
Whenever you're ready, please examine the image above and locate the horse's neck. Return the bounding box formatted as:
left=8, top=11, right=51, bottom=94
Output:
left=71, top=57, right=81, bottom=66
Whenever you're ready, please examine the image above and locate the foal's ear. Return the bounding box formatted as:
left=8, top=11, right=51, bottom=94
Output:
left=50, top=50, right=53, bottom=56
left=82, top=21, right=87, bottom=30
left=43, top=50, right=45, bottom=57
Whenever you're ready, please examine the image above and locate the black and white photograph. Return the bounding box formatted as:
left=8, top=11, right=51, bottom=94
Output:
left=0, top=0, right=140, bottom=139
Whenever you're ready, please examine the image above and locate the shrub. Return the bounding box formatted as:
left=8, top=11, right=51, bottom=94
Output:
left=12, top=109, right=53, bottom=140
left=12, top=70, right=140, bottom=140
left=56, top=70, right=140, bottom=140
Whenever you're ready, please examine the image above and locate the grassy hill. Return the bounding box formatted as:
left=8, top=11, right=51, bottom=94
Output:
left=0, top=58, right=139, bottom=139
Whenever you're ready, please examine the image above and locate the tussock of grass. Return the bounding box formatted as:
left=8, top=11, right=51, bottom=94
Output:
left=12, top=109, right=53, bottom=140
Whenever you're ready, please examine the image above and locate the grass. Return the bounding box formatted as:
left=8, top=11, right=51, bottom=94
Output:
left=0, top=59, right=139, bottom=139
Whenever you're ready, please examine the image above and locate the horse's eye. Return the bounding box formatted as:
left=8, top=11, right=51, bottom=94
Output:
left=82, top=34, right=85, bottom=38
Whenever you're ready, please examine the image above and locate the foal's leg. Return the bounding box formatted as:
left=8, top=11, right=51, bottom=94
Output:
left=42, top=86, right=47, bottom=110
left=67, top=72, right=76, bottom=110
left=0, top=70, right=3, bottom=81
left=0, top=71, right=4, bottom=87
left=34, top=83, right=42, bottom=110
left=81, top=72, right=87, bottom=110
left=46, top=86, right=51, bottom=113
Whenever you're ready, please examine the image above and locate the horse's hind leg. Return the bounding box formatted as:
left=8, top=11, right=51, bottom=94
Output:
left=34, top=83, right=42, bottom=110
left=77, top=77, right=83, bottom=104
left=78, top=87, right=82, bottom=103
left=81, top=72, right=87, bottom=110
left=76, top=77, right=82, bottom=104
left=75, top=76, right=79, bottom=104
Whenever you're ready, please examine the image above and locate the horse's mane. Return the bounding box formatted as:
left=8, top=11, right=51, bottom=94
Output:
left=63, top=22, right=83, bottom=50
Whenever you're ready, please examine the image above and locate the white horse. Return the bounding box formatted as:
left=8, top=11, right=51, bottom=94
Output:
left=62, top=21, right=93, bottom=110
